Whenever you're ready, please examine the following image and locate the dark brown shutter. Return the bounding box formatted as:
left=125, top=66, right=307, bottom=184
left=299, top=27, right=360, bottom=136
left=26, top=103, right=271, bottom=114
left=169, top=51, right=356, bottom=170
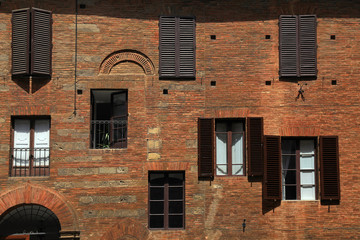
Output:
left=12, top=8, right=30, bottom=75
left=299, top=15, right=317, bottom=77
left=31, top=8, right=52, bottom=76
left=178, top=17, right=195, bottom=77
left=159, top=16, right=176, bottom=77
left=320, top=136, right=340, bottom=201
left=279, top=15, right=298, bottom=77
left=198, top=118, right=214, bottom=179
left=263, top=136, right=281, bottom=200
left=247, top=117, right=263, bottom=177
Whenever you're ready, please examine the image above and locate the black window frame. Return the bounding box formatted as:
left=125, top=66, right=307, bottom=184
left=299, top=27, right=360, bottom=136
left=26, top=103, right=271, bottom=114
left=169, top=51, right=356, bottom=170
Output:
left=148, top=171, right=185, bottom=230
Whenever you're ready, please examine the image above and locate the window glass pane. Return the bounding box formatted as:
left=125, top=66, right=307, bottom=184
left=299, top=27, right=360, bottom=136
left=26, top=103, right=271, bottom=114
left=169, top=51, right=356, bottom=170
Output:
left=282, top=139, right=296, bottom=154
left=169, top=201, right=183, bottom=214
left=301, top=186, right=315, bottom=200
left=285, top=186, right=297, bottom=200
left=216, top=164, right=227, bottom=175
left=168, top=173, right=184, bottom=186
left=300, top=171, right=315, bottom=185
left=283, top=170, right=296, bottom=184
left=169, top=215, right=183, bottom=228
left=149, top=173, right=165, bottom=186
left=216, top=133, right=227, bottom=165
left=150, top=201, right=164, bottom=214
left=169, top=187, right=183, bottom=200
left=215, top=122, right=227, bottom=132
left=150, top=187, right=164, bottom=200
left=232, top=133, right=243, bottom=165
left=300, top=140, right=314, bottom=155
left=282, top=155, right=296, bottom=169
left=232, top=122, right=243, bottom=132
left=300, top=155, right=314, bottom=170
left=150, top=215, right=164, bottom=228
left=232, top=164, right=243, bottom=175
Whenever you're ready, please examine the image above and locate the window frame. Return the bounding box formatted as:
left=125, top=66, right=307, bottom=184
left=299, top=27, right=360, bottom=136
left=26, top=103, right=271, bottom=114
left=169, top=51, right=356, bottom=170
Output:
left=215, top=119, right=246, bottom=177
left=281, top=137, right=318, bottom=201
left=148, top=171, right=185, bottom=230
left=10, top=116, right=51, bottom=177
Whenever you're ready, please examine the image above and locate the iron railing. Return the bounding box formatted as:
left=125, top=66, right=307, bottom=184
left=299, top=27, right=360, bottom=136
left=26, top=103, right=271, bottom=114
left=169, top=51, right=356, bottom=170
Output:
left=90, top=118, right=127, bottom=149
left=10, top=148, right=50, bottom=177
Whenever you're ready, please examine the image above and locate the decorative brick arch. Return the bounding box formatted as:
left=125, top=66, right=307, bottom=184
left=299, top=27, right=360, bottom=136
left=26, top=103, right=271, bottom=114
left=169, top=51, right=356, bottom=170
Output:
left=100, top=218, right=150, bottom=240
left=99, top=50, right=155, bottom=75
left=0, top=182, right=79, bottom=231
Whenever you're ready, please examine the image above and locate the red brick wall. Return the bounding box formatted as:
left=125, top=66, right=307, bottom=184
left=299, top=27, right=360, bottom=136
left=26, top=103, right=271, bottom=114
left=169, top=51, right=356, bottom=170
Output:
left=0, top=0, right=359, bottom=239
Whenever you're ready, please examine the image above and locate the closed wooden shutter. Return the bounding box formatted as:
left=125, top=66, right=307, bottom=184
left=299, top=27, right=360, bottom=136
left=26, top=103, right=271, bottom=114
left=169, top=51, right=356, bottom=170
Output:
left=12, top=8, right=30, bottom=75
left=299, top=15, right=317, bottom=77
left=279, top=15, right=298, bottom=77
left=31, top=8, right=52, bottom=76
left=198, top=118, right=214, bottom=179
left=178, top=17, right=195, bottom=77
left=247, top=117, right=263, bottom=177
left=160, top=16, right=195, bottom=78
left=320, top=136, right=340, bottom=201
left=263, top=136, right=281, bottom=200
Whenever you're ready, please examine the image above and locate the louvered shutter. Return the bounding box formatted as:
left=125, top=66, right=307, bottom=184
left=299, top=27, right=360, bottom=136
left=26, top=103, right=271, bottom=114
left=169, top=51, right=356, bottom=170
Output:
left=12, top=8, right=30, bottom=75
left=198, top=118, right=214, bottom=179
left=178, top=17, right=195, bottom=77
left=320, top=136, right=340, bottom=201
left=263, top=136, right=281, bottom=200
left=279, top=15, right=298, bottom=77
left=31, top=8, right=52, bottom=76
left=159, top=16, right=176, bottom=77
left=299, top=15, right=317, bottom=77
left=247, top=117, right=264, bottom=177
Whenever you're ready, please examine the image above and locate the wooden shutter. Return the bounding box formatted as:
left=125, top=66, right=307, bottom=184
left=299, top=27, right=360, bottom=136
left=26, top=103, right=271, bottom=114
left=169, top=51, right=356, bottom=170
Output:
left=198, top=118, right=214, bottom=179
left=299, top=15, right=317, bottom=77
left=31, top=8, right=52, bottom=76
left=12, top=8, right=30, bottom=75
left=263, top=136, right=281, bottom=200
left=247, top=117, right=263, bottom=177
left=320, top=136, right=340, bottom=201
left=178, top=17, right=195, bottom=77
left=159, top=16, right=176, bottom=77
left=279, top=15, right=298, bottom=77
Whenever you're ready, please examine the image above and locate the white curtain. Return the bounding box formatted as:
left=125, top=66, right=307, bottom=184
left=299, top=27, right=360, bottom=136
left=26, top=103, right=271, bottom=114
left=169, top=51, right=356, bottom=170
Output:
left=34, top=120, right=50, bottom=166
left=216, top=123, right=227, bottom=175
left=231, top=122, right=243, bottom=175
left=13, top=120, right=30, bottom=167
left=300, top=140, right=315, bottom=200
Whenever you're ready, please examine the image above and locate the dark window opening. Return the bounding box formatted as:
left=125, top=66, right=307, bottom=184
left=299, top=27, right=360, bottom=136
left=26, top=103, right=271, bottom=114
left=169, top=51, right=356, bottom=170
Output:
left=77, top=89, right=83, bottom=95
left=79, top=4, right=86, bottom=9
left=91, top=90, right=128, bottom=149
left=210, top=35, right=216, bottom=40
left=330, top=35, right=336, bottom=40
left=210, top=81, right=216, bottom=86
left=163, top=89, right=168, bottom=94
left=265, top=81, right=271, bottom=85
left=331, top=80, right=337, bottom=85
left=149, top=171, right=185, bottom=229
left=265, top=35, right=271, bottom=39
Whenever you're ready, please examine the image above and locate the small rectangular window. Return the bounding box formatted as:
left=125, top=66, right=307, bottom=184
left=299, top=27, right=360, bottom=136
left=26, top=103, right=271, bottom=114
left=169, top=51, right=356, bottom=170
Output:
left=148, top=171, right=185, bottom=229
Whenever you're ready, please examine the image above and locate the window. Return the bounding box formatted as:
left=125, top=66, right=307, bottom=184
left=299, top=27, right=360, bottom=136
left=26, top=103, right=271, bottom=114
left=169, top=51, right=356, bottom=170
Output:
left=148, top=171, right=185, bottom=229
left=282, top=139, right=316, bottom=200
left=159, top=16, right=195, bottom=79
left=91, top=90, right=128, bottom=149
left=12, top=8, right=52, bottom=77
left=11, top=117, right=50, bottom=177
left=264, top=136, right=340, bottom=204
left=198, top=118, right=263, bottom=179
left=279, top=15, right=317, bottom=77
left=216, top=120, right=244, bottom=176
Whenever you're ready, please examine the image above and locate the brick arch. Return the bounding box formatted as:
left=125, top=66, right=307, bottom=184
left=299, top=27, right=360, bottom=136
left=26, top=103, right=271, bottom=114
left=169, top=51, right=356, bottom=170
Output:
left=99, top=50, right=155, bottom=75
left=0, top=182, right=79, bottom=231
left=100, top=218, right=150, bottom=240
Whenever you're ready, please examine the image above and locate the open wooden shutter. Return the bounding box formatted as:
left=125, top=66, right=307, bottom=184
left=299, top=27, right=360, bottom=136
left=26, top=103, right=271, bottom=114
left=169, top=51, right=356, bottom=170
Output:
left=247, top=117, right=263, bottom=177
left=159, top=16, right=176, bottom=77
left=279, top=15, right=298, bottom=77
left=178, top=17, right=195, bottom=78
left=31, top=8, right=52, bottom=76
left=320, top=136, right=340, bottom=201
left=263, top=136, right=281, bottom=200
left=12, top=8, right=30, bottom=76
left=299, top=15, right=317, bottom=77
left=198, top=118, right=214, bottom=179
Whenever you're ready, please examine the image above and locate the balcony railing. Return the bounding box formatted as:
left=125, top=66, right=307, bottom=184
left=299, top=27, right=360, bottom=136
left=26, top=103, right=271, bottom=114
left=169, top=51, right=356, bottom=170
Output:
left=10, top=148, right=50, bottom=177
left=91, top=118, right=127, bottom=149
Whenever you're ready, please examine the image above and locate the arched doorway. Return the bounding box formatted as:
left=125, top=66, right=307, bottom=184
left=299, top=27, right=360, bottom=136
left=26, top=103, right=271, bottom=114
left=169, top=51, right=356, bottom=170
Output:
left=0, top=204, right=61, bottom=239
